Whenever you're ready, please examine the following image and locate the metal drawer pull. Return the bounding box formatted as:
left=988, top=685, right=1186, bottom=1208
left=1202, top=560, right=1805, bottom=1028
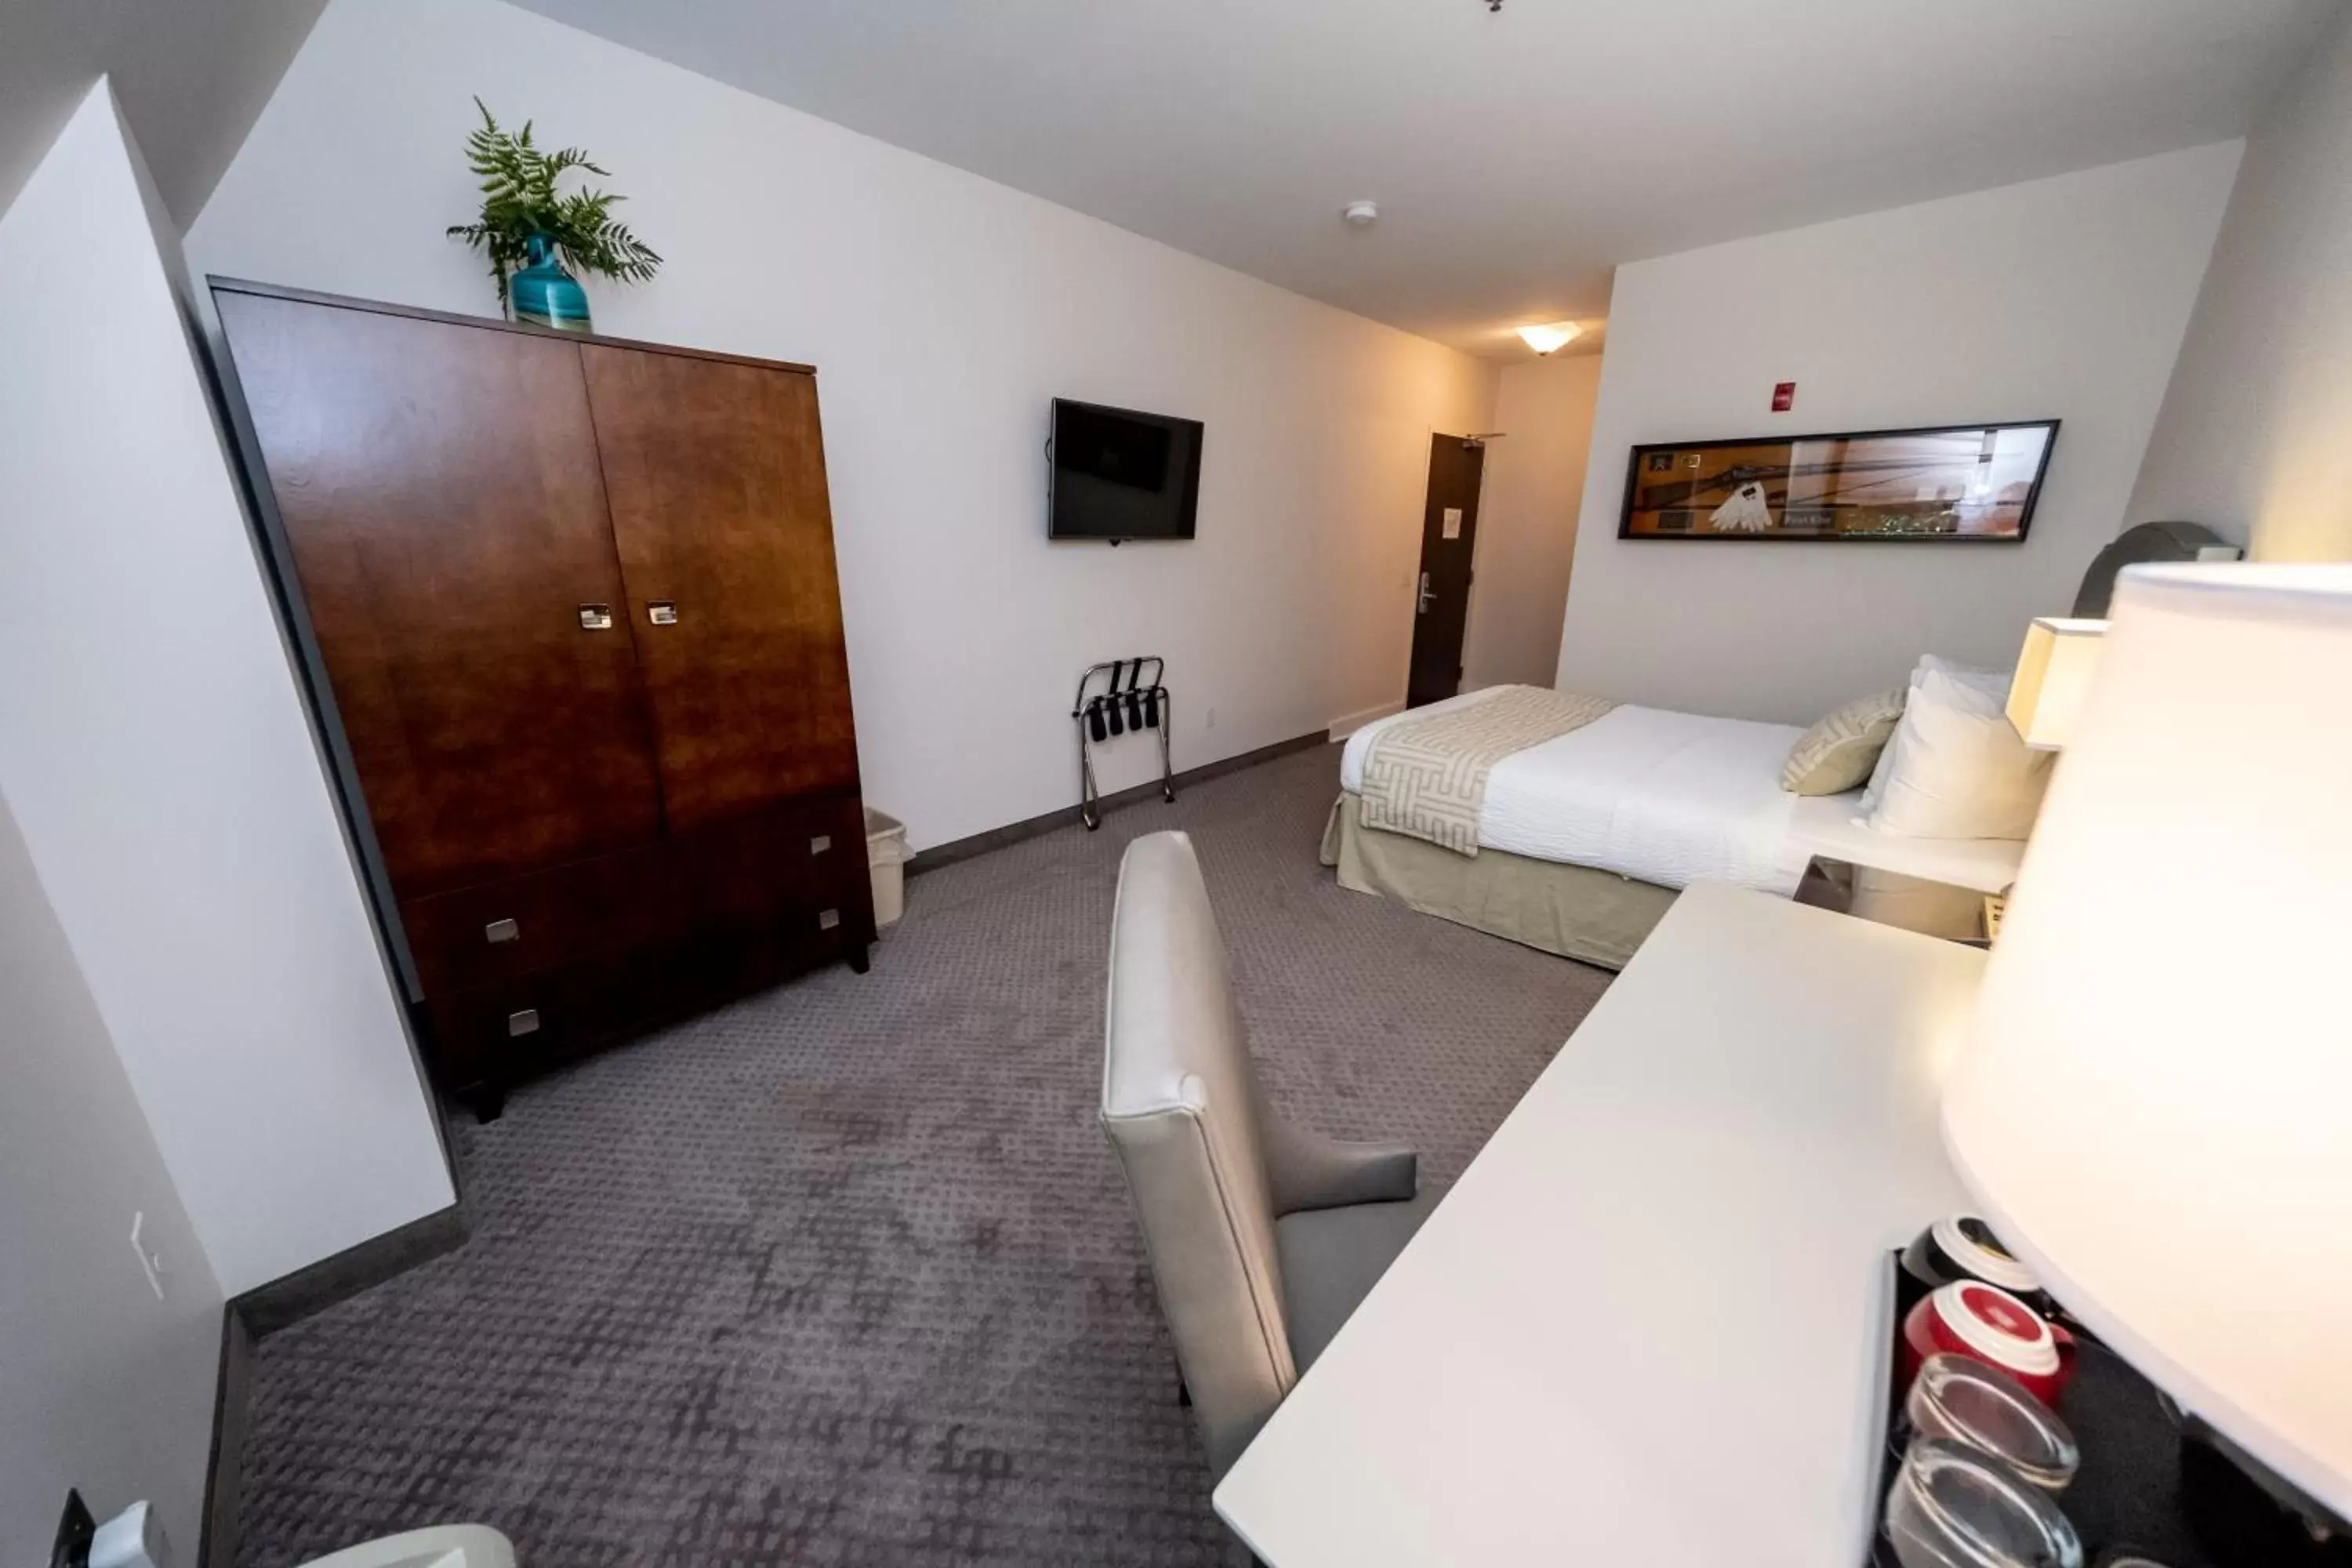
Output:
left=484, top=917, right=519, bottom=944
left=818, top=908, right=841, bottom=931
left=810, top=834, right=832, bottom=855
left=507, top=1008, right=541, bottom=1036
left=646, top=601, right=679, bottom=626
left=578, top=603, right=613, bottom=631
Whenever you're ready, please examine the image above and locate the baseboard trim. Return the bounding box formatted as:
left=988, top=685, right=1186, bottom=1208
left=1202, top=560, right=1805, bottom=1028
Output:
left=229, top=1202, right=466, bottom=1338
left=909, top=730, right=1330, bottom=877
left=1327, top=699, right=1404, bottom=741
left=200, top=1205, right=465, bottom=1566
left=198, top=1307, right=253, bottom=1568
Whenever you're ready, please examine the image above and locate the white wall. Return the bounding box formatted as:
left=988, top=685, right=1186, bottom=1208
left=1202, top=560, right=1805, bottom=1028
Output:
left=0, top=83, right=454, bottom=1297
left=186, top=0, right=1498, bottom=849
left=1554, top=143, right=2241, bottom=726
left=0, top=785, right=224, bottom=1566
left=2126, top=5, right=2352, bottom=562
left=0, top=0, right=324, bottom=226
left=1463, top=355, right=1602, bottom=689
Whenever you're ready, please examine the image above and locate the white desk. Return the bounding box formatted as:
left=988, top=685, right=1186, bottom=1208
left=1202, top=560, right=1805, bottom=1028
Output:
left=1214, top=882, right=1987, bottom=1566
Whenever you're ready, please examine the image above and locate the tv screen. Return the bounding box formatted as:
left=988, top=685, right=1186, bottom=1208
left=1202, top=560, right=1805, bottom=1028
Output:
left=1049, top=399, right=1203, bottom=541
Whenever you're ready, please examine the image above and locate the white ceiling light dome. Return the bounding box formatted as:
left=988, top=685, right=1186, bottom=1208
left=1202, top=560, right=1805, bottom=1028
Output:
left=1515, top=321, right=1581, bottom=355
left=1341, top=200, right=1378, bottom=227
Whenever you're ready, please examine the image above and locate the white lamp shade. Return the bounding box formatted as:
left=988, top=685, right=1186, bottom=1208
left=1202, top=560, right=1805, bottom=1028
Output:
left=2005, top=617, right=2107, bottom=750
left=1944, top=564, right=2352, bottom=1521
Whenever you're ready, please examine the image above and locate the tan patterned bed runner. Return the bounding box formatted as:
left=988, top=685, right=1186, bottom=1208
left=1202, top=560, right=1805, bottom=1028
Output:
left=1359, top=687, right=1616, bottom=856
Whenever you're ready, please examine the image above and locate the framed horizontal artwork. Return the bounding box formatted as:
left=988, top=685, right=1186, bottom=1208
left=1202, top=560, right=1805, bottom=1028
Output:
left=1619, top=419, right=2059, bottom=543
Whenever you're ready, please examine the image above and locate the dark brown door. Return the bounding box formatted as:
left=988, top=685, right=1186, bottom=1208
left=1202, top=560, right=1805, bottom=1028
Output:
left=1406, top=434, right=1486, bottom=708
left=580, top=344, right=859, bottom=831
left=216, top=291, right=666, bottom=895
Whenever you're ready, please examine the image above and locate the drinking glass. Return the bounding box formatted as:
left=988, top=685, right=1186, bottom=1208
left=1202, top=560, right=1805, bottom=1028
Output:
left=1886, top=1437, right=2083, bottom=1568
left=1907, top=1352, right=2081, bottom=1491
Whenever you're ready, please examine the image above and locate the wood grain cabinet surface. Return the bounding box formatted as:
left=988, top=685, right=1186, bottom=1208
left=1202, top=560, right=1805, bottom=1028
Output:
left=212, top=279, right=875, bottom=1114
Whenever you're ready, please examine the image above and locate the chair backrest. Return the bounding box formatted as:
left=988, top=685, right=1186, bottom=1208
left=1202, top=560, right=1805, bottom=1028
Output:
left=1100, top=830, right=1295, bottom=1478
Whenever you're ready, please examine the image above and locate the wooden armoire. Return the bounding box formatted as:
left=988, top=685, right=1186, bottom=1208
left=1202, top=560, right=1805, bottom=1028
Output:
left=212, top=278, right=875, bottom=1117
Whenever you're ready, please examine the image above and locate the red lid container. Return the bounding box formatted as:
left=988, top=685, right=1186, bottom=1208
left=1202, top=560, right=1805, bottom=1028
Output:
left=1902, top=1280, right=2076, bottom=1407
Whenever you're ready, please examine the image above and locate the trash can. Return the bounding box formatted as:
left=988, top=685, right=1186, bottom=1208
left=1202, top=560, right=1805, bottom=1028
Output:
left=866, top=807, right=912, bottom=927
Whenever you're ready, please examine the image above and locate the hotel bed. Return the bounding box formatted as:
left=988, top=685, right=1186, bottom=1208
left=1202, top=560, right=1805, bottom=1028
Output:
left=1327, top=689, right=2027, bottom=968
left=1323, top=521, right=2235, bottom=967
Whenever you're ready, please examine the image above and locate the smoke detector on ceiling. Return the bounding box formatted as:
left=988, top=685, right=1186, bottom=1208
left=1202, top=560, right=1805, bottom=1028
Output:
left=1342, top=201, right=1378, bottom=227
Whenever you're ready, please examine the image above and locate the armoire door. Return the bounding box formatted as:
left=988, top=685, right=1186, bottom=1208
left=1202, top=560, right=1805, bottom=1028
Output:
left=579, top=343, right=860, bottom=830
left=216, top=289, right=666, bottom=894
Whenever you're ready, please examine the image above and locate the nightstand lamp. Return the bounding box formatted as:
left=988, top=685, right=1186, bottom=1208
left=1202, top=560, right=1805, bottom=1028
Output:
left=2005, top=616, right=2107, bottom=750
left=1944, top=564, right=2352, bottom=1526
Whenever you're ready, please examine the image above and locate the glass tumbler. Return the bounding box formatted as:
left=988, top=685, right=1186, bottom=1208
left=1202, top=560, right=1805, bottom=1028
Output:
left=1886, top=1437, right=2083, bottom=1568
left=1907, top=1352, right=2082, bottom=1491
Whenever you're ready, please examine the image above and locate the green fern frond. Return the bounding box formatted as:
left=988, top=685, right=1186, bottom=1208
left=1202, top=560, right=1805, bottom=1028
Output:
left=448, top=100, right=662, bottom=310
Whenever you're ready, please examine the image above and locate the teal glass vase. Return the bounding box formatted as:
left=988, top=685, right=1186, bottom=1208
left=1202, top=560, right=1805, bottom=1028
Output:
left=508, top=234, right=591, bottom=333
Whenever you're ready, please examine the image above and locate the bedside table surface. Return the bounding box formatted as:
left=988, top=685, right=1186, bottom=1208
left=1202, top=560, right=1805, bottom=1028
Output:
left=1795, top=854, right=2002, bottom=945
left=1788, top=799, right=2024, bottom=894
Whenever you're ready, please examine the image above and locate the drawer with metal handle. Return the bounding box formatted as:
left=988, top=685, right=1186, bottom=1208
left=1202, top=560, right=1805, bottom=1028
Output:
left=400, top=840, right=684, bottom=996
left=668, top=795, right=869, bottom=933
left=422, top=957, right=649, bottom=1080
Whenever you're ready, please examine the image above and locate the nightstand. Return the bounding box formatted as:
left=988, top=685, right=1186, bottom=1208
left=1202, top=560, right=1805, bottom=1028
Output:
left=1794, top=855, right=2004, bottom=946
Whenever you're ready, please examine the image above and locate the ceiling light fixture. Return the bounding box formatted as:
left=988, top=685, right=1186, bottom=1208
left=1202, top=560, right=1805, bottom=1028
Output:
left=1342, top=201, right=1378, bottom=227
left=1516, top=321, right=1581, bottom=355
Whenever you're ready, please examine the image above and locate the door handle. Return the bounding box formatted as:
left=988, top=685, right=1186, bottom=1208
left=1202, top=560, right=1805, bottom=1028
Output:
left=646, top=601, right=678, bottom=626
left=1417, top=572, right=1435, bottom=615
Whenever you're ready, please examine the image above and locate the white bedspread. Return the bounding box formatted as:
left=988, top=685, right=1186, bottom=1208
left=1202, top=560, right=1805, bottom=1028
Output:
left=1342, top=691, right=1812, bottom=895
left=1341, top=688, right=2031, bottom=897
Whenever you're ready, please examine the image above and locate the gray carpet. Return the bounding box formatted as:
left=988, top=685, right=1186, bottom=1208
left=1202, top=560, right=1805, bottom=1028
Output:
left=234, top=743, right=1612, bottom=1566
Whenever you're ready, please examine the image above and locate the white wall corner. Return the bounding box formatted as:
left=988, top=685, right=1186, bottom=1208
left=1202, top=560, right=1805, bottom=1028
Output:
left=2123, top=2, right=2352, bottom=561
left=1330, top=700, right=1406, bottom=741
left=0, top=79, right=453, bottom=1296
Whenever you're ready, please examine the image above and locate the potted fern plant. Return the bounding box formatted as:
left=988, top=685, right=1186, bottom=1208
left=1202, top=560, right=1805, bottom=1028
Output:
left=446, top=100, right=661, bottom=332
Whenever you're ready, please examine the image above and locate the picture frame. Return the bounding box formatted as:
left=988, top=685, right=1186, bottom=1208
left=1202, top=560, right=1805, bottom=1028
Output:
left=1617, top=419, right=2059, bottom=543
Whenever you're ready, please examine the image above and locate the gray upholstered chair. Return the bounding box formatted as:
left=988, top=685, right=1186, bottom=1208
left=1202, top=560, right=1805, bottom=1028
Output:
left=1100, top=829, right=1437, bottom=1479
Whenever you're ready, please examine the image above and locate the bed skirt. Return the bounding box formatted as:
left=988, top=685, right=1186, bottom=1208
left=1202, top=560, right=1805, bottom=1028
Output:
left=1321, top=791, right=1676, bottom=971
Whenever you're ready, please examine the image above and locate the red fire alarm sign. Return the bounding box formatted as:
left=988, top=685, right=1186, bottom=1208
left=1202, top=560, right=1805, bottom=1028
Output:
left=1772, top=381, right=1796, bottom=412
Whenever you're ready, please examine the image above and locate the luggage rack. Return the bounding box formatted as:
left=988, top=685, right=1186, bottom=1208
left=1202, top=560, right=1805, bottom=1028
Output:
left=1073, top=657, right=1174, bottom=830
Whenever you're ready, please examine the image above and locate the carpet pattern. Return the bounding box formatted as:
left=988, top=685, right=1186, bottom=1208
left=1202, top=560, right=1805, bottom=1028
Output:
left=234, top=744, right=1612, bottom=1566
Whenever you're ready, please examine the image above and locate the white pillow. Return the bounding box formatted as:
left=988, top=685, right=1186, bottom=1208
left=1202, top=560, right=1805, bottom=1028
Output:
left=1854, top=715, right=1904, bottom=817
left=1866, top=664, right=2053, bottom=839
left=1855, top=655, right=2007, bottom=816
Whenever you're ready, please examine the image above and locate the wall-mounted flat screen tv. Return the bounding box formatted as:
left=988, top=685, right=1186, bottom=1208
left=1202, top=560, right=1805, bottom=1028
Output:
left=1049, top=398, right=1203, bottom=542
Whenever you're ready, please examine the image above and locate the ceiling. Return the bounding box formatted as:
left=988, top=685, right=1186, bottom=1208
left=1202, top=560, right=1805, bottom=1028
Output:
left=509, top=0, right=2339, bottom=358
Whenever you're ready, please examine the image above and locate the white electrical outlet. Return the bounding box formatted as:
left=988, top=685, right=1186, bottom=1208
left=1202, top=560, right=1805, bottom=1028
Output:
left=129, top=1211, right=166, bottom=1301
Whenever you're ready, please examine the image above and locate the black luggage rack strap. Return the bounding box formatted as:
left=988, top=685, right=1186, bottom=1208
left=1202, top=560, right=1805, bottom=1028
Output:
left=1071, top=657, right=1174, bottom=831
